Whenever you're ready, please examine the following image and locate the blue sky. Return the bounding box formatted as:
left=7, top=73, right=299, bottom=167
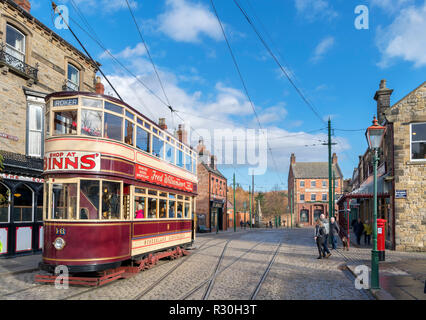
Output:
left=31, top=0, right=426, bottom=191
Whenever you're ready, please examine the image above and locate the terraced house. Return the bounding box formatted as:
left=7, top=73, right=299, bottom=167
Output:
left=0, top=0, right=99, bottom=256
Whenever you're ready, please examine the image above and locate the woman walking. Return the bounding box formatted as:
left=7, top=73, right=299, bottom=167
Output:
left=314, top=219, right=331, bottom=259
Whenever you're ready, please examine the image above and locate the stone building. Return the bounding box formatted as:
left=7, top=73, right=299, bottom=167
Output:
left=195, top=138, right=227, bottom=232
left=0, top=0, right=98, bottom=256
left=288, top=153, right=343, bottom=226
left=339, top=80, right=425, bottom=252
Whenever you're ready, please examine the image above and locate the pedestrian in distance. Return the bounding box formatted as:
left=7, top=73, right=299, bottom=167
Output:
left=363, top=220, right=372, bottom=246
left=269, top=220, right=273, bottom=228
left=314, top=219, right=330, bottom=259
left=319, top=213, right=331, bottom=255
left=329, top=216, right=340, bottom=250
left=240, top=220, right=243, bottom=229
left=354, top=218, right=364, bottom=245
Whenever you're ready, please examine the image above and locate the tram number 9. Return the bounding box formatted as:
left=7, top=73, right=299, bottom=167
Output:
left=56, top=228, right=66, bottom=236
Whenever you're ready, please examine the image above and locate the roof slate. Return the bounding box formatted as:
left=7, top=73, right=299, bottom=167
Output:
left=291, top=162, right=343, bottom=179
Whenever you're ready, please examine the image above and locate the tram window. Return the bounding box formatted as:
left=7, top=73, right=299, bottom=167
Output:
left=144, top=122, right=151, bottom=130
left=148, top=190, right=157, bottom=196
left=104, top=113, right=123, bottom=142
left=165, top=142, right=175, bottom=164
left=125, top=110, right=134, bottom=120
left=177, top=195, right=183, bottom=200
left=152, top=135, right=164, bottom=159
left=184, top=203, right=189, bottom=218
left=159, top=192, right=167, bottom=197
left=36, top=190, right=43, bottom=221
left=45, top=111, right=50, bottom=137
left=136, top=126, right=150, bottom=153
left=52, top=183, right=77, bottom=220
left=125, top=120, right=134, bottom=145
left=105, top=101, right=123, bottom=114
left=159, top=199, right=167, bottom=218
left=80, top=180, right=100, bottom=219
left=135, top=188, right=146, bottom=194
left=135, top=197, right=145, bottom=219
left=185, top=153, right=191, bottom=171
left=102, top=181, right=121, bottom=219
left=81, top=109, right=102, bottom=137
left=0, top=183, right=10, bottom=223
left=137, top=118, right=143, bottom=125
left=177, top=202, right=183, bottom=218
left=82, top=97, right=102, bottom=108
left=168, top=199, right=175, bottom=218
left=177, top=149, right=183, bottom=168
left=147, top=198, right=157, bottom=218
left=54, top=110, right=77, bottom=135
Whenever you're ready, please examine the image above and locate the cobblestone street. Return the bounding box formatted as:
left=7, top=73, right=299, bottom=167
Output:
left=0, top=228, right=382, bottom=300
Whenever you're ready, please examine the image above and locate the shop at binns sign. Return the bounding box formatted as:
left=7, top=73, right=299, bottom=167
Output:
left=44, top=151, right=100, bottom=172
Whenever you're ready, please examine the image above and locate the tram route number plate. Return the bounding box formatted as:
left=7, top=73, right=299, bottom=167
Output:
left=56, top=227, right=66, bottom=236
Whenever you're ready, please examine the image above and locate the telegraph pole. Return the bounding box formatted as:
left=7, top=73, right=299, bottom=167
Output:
left=323, top=119, right=336, bottom=224
left=290, top=190, right=293, bottom=228
left=252, top=173, right=254, bottom=227
left=233, top=173, right=236, bottom=232
left=249, top=186, right=252, bottom=229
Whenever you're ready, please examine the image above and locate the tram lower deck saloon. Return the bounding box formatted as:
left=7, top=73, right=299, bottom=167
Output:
left=41, top=92, right=197, bottom=273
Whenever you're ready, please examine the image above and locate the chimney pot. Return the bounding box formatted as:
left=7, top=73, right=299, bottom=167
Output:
left=95, top=76, right=104, bottom=95
left=15, top=0, right=31, bottom=12
left=374, top=79, right=393, bottom=125
left=159, top=118, right=167, bottom=130
left=290, top=153, right=296, bottom=165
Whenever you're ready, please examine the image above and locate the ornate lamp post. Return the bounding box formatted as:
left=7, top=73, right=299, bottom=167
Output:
left=365, top=116, right=386, bottom=290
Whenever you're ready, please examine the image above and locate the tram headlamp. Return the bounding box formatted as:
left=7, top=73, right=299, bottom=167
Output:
left=53, top=237, right=66, bottom=250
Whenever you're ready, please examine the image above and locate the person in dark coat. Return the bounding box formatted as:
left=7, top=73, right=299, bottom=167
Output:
left=354, top=218, right=364, bottom=245
left=329, top=217, right=340, bottom=250
left=314, top=220, right=330, bottom=259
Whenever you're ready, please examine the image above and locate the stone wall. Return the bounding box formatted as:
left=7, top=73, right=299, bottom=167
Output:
left=385, top=82, right=426, bottom=252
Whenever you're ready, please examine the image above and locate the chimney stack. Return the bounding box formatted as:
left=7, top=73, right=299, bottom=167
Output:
left=159, top=118, right=167, bottom=130
left=290, top=153, right=296, bottom=165
left=332, top=153, right=337, bottom=165
left=210, top=155, right=216, bottom=170
left=374, top=79, right=393, bottom=125
left=15, top=0, right=31, bottom=12
left=177, top=124, right=187, bottom=145
left=95, top=76, right=104, bottom=95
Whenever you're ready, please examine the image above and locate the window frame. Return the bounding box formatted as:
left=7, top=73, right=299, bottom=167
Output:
left=67, top=63, right=80, bottom=91
left=5, top=23, right=26, bottom=62
left=410, top=122, right=426, bottom=162
left=27, top=102, right=44, bottom=158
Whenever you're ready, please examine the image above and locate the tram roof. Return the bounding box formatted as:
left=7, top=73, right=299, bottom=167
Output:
left=45, top=91, right=194, bottom=151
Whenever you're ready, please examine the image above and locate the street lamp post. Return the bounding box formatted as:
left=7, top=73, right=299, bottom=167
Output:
left=365, top=116, right=386, bottom=290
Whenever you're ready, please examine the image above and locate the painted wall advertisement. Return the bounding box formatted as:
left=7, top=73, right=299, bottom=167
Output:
left=135, top=164, right=194, bottom=192
left=44, top=151, right=100, bottom=172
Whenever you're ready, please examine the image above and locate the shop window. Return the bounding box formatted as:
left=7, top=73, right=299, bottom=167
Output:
left=125, top=120, right=134, bottom=145
left=12, top=185, right=33, bottom=222
left=104, top=112, right=123, bottom=142
left=81, top=109, right=102, bottom=137
left=81, top=97, right=102, bottom=108
left=135, top=197, right=146, bottom=219
left=165, top=143, right=175, bottom=164
left=411, top=122, right=426, bottom=160
left=6, top=24, right=25, bottom=63
left=152, top=135, right=164, bottom=158
left=54, top=110, right=77, bottom=135
left=159, top=199, right=167, bottom=218
left=102, top=181, right=120, bottom=219
left=67, top=63, right=80, bottom=91
left=80, top=180, right=100, bottom=219
left=36, top=190, right=43, bottom=221
left=147, top=198, right=157, bottom=218
left=105, top=101, right=123, bottom=114
left=27, top=103, right=43, bottom=157
left=184, top=203, right=190, bottom=218
left=0, top=183, right=10, bottom=223
left=52, top=183, right=77, bottom=220
left=177, top=202, right=183, bottom=218
left=136, top=126, right=150, bottom=153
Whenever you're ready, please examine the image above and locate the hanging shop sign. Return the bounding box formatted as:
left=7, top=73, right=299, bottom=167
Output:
left=44, top=151, right=100, bottom=172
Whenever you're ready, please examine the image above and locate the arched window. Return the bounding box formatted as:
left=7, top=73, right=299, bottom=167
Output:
left=0, top=183, right=10, bottom=223
left=13, top=184, right=33, bottom=222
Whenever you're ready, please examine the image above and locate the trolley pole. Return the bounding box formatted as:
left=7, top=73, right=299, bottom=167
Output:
left=332, top=170, right=335, bottom=218
left=233, top=173, right=236, bottom=232
left=249, top=186, right=252, bottom=229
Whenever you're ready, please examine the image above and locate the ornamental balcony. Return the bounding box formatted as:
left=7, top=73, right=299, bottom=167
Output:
left=0, top=42, right=38, bottom=82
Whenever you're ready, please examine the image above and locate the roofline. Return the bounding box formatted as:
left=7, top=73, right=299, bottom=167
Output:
left=2, top=0, right=100, bottom=70
left=387, top=81, right=426, bottom=112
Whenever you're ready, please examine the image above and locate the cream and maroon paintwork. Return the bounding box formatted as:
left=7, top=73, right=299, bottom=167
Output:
left=41, top=92, right=197, bottom=272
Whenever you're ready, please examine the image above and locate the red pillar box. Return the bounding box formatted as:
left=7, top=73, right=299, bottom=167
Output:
left=377, top=219, right=386, bottom=261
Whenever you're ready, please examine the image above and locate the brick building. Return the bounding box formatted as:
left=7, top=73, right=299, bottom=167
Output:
left=0, top=0, right=98, bottom=256
left=195, top=138, right=227, bottom=232
left=288, top=153, right=343, bottom=226
left=339, top=80, right=425, bottom=252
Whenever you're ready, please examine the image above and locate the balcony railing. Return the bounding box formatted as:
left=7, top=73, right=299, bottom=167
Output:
left=0, top=42, right=38, bottom=81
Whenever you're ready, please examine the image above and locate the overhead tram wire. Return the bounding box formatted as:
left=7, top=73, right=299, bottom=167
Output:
left=210, top=0, right=286, bottom=186
left=232, top=0, right=326, bottom=126
left=51, top=2, right=123, bottom=101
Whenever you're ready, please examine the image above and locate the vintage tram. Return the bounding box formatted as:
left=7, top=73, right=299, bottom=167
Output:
left=39, top=91, right=197, bottom=276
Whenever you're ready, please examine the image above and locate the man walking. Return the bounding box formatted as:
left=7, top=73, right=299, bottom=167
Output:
left=329, top=217, right=340, bottom=250
left=354, top=218, right=364, bottom=245
left=320, top=213, right=331, bottom=258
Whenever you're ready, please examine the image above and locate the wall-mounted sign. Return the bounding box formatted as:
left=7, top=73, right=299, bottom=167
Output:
left=0, top=173, right=43, bottom=183
left=0, top=132, right=18, bottom=141
left=395, top=190, right=407, bottom=199
left=53, top=98, right=78, bottom=107
left=135, top=164, right=194, bottom=193
left=44, top=151, right=100, bottom=172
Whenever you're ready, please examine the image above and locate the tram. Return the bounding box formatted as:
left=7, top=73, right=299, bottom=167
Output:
left=39, top=91, right=197, bottom=275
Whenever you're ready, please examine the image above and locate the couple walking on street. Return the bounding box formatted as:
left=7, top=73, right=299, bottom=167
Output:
left=314, top=214, right=340, bottom=259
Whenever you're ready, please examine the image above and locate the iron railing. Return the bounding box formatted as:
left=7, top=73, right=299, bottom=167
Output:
left=0, top=42, right=38, bottom=81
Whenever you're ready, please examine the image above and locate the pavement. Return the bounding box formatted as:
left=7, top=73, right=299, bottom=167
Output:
left=0, top=253, right=41, bottom=276
left=340, top=228, right=426, bottom=300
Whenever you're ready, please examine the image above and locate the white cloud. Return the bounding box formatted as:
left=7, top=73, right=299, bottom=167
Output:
left=370, top=0, right=415, bottom=14
left=294, top=0, right=338, bottom=22
left=65, top=0, right=137, bottom=13
left=376, top=1, right=426, bottom=68
left=99, top=43, right=147, bottom=60
left=155, top=0, right=222, bottom=43
left=311, top=36, right=335, bottom=63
